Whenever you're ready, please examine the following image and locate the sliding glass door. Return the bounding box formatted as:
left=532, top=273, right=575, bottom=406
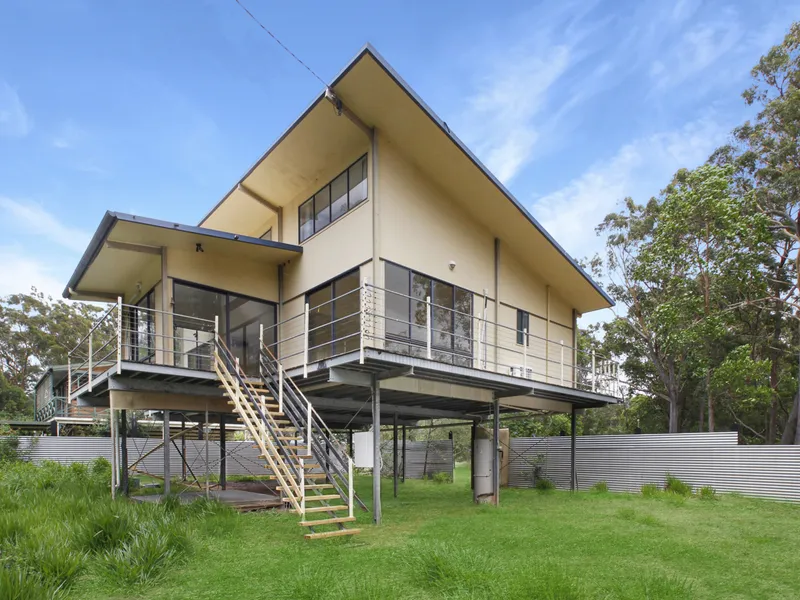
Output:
left=173, top=281, right=276, bottom=374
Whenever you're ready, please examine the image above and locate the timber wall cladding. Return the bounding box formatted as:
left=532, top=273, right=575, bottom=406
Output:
left=507, top=431, right=800, bottom=502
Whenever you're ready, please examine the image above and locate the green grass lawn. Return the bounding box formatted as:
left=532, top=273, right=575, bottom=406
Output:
left=4, top=461, right=800, bottom=599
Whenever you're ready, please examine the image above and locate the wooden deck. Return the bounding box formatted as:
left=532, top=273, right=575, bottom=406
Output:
left=132, top=489, right=284, bottom=512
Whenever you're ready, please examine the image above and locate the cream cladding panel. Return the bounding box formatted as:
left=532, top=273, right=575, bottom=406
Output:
left=378, top=140, right=494, bottom=296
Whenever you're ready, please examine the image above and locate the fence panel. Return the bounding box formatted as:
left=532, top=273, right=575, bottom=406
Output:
left=507, top=432, right=800, bottom=502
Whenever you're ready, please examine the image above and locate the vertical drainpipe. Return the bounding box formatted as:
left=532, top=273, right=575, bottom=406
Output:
left=493, top=238, right=500, bottom=370
left=160, top=248, right=169, bottom=366
left=546, top=286, right=551, bottom=382
left=572, top=309, right=579, bottom=387
left=371, top=128, right=380, bottom=290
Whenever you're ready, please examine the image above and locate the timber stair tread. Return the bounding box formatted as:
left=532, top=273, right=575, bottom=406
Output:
left=304, top=528, right=361, bottom=540
left=299, top=516, right=355, bottom=526
left=278, top=484, right=334, bottom=491
left=267, top=473, right=327, bottom=480
left=295, top=505, right=348, bottom=513
left=301, top=494, right=342, bottom=502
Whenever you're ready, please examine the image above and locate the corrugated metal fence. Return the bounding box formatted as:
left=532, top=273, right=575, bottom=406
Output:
left=10, top=436, right=455, bottom=481
left=385, top=440, right=454, bottom=480
left=508, top=432, right=800, bottom=502
left=14, top=436, right=264, bottom=477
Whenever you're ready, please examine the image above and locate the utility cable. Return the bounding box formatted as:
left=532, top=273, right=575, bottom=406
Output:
left=232, top=0, right=328, bottom=88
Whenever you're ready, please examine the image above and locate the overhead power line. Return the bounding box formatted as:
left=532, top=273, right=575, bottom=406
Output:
left=233, top=0, right=328, bottom=88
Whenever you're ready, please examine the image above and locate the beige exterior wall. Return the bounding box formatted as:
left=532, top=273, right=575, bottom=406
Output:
left=166, top=247, right=279, bottom=302
left=378, top=139, right=495, bottom=296
left=375, top=138, right=575, bottom=386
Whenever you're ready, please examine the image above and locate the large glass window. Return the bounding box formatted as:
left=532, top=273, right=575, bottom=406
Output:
left=299, top=155, right=368, bottom=242
left=384, top=264, right=473, bottom=366
left=173, top=282, right=276, bottom=374
left=307, top=269, right=361, bottom=362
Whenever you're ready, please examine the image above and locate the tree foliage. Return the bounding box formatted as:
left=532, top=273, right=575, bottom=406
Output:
left=587, top=22, right=800, bottom=443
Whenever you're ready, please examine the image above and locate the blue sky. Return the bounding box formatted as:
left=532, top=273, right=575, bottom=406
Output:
left=0, top=0, right=797, bottom=324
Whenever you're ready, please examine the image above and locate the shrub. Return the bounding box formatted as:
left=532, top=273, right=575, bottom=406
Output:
left=430, top=471, right=452, bottom=484
left=535, top=477, right=556, bottom=491
left=591, top=481, right=609, bottom=493
left=665, top=474, right=692, bottom=497
left=641, top=483, right=660, bottom=497
left=698, top=486, right=718, bottom=500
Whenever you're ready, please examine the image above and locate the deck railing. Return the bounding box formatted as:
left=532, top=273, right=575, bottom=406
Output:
left=67, top=299, right=216, bottom=400
left=66, top=284, right=623, bottom=401
left=263, top=282, right=623, bottom=398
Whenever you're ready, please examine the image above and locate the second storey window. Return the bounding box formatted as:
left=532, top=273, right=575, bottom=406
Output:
left=299, top=155, right=368, bottom=242
left=516, top=310, right=530, bottom=346
left=385, top=263, right=473, bottom=366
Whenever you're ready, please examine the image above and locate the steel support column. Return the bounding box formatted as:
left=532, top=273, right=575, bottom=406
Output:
left=120, top=410, right=128, bottom=497
left=181, top=415, right=187, bottom=481
left=219, top=414, right=227, bottom=491
left=401, top=425, right=406, bottom=483
left=348, top=427, right=354, bottom=457
left=372, top=374, right=381, bottom=525
left=470, top=420, right=476, bottom=491
left=163, top=410, right=171, bottom=495
left=493, top=400, right=500, bottom=506
left=393, top=412, right=398, bottom=498
left=570, top=406, right=577, bottom=492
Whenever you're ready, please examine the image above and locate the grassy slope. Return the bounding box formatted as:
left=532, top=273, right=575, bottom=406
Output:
left=74, top=467, right=800, bottom=600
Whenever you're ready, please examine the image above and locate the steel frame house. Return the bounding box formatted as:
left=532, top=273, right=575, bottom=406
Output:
left=37, top=45, right=621, bottom=536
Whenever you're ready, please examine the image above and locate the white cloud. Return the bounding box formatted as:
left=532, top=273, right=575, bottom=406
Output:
left=0, top=247, right=65, bottom=299
left=0, top=197, right=90, bottom=253
left=52, top=119, right=87, bottom=149
left=454, top=3, right=613, bottom=184
left=0, top=81, right=31, bottom=137
left=531, top=116, right=729, bottom=263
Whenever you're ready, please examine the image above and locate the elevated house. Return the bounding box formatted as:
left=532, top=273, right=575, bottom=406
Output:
left=36, top=45, right=620, bottom=539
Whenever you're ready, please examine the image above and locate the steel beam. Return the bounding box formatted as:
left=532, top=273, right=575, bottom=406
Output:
left=308, top=395, right=468, bottom=420
left=378, top=366, right=414, bottom=381
left=329, top=367, right=373, bottom=388
left=105, top=240, right=162, bottom=255
left=108, top=376, right=223, bottom=397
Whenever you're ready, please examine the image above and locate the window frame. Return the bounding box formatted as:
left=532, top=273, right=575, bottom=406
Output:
left=298, top=154, right=368, bottom=243
left=383, top=261, right=474, bottom=364
left=304, top=267, right=361, bottom=361
left=516, top=309, right=530, bottom=346
left=171, top=279, right=277, bottom=372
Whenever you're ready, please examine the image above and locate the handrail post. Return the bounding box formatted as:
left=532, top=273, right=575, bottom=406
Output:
left=591, top=349, right=596, bottom=392
left=306, top=400, right=312, bottom=455
left=476, top=314, right=482, bottom=370
left=278, top=364, right=284, bottom=413
left=348, top=456, right=354, bottom=519
left=300, top=457, right=305, bottom=516
left=303, top=302, right=309, bottom=378
left=214, top=315, right=219, bottom=355
left=116, top=297, right=123, bottom=374
left=67, top=355, right=71, bottom=401
left=88, top=330, right=93, bottom=392
left=359, top=280, right=367, bottom=364
left=522, top=327, right=527, bottom=375
left=560, top=340, right=564, bottom=385
left=426, top=295, right=432, bottom=360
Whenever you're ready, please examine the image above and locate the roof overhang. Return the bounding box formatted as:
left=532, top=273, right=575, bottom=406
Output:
left=200, top=44, right=613, bottom=314
left=64, top=212, right=302, bottom=301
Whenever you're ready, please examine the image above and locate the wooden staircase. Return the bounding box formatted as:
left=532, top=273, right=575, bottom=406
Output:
left=214, top=339, right=361, bottom=540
